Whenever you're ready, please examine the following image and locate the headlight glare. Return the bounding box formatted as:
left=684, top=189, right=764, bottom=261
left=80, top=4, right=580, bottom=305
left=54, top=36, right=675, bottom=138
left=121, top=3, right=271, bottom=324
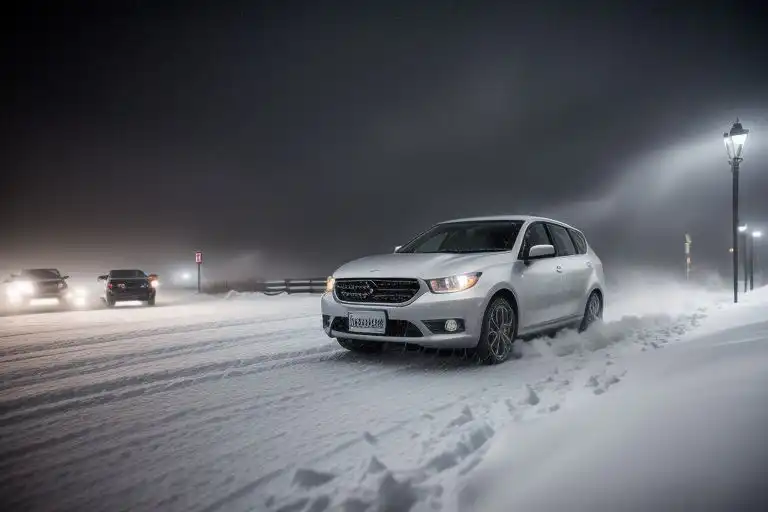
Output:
left=428, top=272, right=482, bottom=294
left=325, top=276, right=335, bottom=293
left=13, top=281, right=35, bottom=295
left=150, top=280, right=159, bottom=288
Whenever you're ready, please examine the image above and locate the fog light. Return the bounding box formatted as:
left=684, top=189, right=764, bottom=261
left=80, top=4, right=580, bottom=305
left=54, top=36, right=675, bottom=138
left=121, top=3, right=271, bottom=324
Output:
left=444, top=319, right=459, bottom=332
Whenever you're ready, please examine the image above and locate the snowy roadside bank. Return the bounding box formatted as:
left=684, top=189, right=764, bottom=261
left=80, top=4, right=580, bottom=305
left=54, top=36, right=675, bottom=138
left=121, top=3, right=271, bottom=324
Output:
left=457, top=288, right=768, bottom=512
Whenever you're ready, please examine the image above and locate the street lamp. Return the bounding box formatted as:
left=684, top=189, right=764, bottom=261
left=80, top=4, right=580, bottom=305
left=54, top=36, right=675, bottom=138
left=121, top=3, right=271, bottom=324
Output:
left=739, top=224, right=748, bottom=292
left=751, top=230, right=763, bottom=290
left=724, top=119, right=750, bottom=303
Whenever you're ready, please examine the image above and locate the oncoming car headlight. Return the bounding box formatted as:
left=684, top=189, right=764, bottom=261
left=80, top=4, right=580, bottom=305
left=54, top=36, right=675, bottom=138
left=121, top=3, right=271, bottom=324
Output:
left=11, top=281, right=35, bottom=295
left=150, top=280, right=159, bottom=288
left=325, top=276, right=335, bottom=293
left=427, top=272, right=482, bottom=294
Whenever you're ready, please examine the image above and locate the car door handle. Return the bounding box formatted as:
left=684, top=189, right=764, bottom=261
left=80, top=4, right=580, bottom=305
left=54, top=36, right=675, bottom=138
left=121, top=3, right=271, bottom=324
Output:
left=556, top=265, right=563, bottom=273
left=586, top=261, right=593, bottom=268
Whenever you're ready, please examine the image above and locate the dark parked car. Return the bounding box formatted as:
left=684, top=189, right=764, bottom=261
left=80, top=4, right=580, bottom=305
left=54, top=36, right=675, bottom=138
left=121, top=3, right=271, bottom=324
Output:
left=2, top=268, right=86, bottom=309
left=97, top=269, right=158, bottom=307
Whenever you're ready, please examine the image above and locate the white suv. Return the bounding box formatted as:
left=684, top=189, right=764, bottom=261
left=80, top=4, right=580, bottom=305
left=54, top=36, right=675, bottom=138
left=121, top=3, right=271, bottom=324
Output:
left=321, top=216, right=605, bottom=364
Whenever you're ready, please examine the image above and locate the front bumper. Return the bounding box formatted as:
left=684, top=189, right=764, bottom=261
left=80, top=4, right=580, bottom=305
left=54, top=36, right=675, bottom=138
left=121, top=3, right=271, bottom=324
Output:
left=107, top=289, right=154, bottom=301
left=320, top=289, right=484, bottom=349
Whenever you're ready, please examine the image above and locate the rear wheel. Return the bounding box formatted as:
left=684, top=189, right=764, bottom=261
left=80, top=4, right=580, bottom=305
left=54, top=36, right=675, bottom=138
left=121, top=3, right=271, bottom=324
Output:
left=105, top=297, right=116, bottom=308
left=474, top=296, right=517, bottom=365
left=579, top=291, right=603, bottom=332
left=337, top=338, right=384, bottom=354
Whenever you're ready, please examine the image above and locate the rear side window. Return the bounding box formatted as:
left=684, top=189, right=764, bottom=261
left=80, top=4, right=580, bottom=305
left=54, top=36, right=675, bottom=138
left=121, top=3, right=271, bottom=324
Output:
left=568, top=229, right=588, bottom=255
left=546, top=224, right=577, bottom=256
left=519, top=222, right=552, bottom=257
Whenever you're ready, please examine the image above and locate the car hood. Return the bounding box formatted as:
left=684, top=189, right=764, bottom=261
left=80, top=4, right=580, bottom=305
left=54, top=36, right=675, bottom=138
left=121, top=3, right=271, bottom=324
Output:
left=333, top=252, right=505, bottom=280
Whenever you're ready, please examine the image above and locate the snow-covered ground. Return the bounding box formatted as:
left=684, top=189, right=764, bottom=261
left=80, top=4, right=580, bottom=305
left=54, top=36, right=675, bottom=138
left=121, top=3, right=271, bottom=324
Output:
left=0, top=280, right=764, bottom=511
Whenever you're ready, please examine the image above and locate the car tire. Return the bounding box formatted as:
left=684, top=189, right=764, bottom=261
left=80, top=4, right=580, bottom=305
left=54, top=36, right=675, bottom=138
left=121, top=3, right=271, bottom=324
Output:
left=337, top=338, right=384, bottom=354
left=579, top=291, right=603, bottom=332
left=146, top=296, right=156, bottom=306
left=474, top=296, right=517, bottom=365
left=105, top=297, right=116, bottom=308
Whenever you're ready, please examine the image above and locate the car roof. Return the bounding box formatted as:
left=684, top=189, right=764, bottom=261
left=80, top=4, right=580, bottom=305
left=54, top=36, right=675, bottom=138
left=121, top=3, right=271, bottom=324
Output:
left=438, top=215, right=579, bottom=231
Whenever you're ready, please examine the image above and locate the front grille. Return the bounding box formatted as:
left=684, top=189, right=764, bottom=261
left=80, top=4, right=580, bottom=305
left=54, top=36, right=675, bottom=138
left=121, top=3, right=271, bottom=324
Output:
left=331, top=317, right=423, bottom=337
left=334, top=278, right=421, bottom=304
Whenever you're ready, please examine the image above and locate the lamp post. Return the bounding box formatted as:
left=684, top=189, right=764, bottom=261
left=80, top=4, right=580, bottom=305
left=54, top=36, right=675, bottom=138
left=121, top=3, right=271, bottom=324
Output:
left=739, top=224, right=748, bottom=292
left=724, top=119, right=750, bottom=303
left=751, top=230, right=762, bottom=290
left=684, top=233, right=692, bottom=281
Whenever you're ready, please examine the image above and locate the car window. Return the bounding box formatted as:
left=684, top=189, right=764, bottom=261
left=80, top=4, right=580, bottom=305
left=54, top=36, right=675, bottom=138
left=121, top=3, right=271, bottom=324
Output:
left=110, top=270, right=147, bottom=278
left=21, top=269, right=61, bottom=279
left=547, top=224, right=577, bottom=256
left=568, top=229, right=588, bottom=255
left=519, top=223, right=552, bottom=257
left=398, top=221, right=523, bottom=253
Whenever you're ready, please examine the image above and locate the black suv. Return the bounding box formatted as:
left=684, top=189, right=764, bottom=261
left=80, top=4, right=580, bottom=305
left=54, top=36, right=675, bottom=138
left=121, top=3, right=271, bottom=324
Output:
left=3, top=268, right=72, bottom=309
left=98, top=269, right=157, bottom=307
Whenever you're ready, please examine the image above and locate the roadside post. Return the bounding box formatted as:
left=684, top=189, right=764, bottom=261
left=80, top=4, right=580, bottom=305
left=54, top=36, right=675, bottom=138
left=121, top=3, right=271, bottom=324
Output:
left=195, top=251, right=203, bottom=293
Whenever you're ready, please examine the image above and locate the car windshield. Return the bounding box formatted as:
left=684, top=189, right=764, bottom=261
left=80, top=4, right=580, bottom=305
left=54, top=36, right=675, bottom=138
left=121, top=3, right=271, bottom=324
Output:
left=398, top=221, right=524, bottom=253
left=110, top=270, right=147, bottom=278
left=20, top=269, right=61, bottom=279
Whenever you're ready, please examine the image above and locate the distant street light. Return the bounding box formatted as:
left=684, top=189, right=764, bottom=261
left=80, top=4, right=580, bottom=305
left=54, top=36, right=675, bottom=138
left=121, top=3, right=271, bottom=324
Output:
left=724, top=119, right=750, bottom=303
left=751, top=230, right=763, bottom=290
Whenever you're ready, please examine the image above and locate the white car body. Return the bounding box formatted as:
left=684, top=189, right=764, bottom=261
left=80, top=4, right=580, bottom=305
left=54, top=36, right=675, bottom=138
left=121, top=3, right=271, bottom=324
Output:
left=321, top=215, right=605, bottom=361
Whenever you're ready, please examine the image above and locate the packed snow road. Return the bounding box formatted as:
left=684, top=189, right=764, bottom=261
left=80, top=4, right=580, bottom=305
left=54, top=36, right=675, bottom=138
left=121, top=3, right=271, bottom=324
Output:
left=0, top=282, right=733, bottom=511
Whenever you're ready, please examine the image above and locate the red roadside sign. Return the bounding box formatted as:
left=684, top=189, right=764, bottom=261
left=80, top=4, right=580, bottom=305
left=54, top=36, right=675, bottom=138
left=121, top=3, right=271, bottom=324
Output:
left=195, top=251, right=203, bottom=264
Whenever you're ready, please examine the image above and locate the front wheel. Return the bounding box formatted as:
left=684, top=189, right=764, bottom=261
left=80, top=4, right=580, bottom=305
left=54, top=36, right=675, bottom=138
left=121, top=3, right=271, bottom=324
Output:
left=146, top=296, right=156, bottom=306
left=337, top=338, right=383, bottom=354
left=579, top=291, right=603, bottom=332
left=474, top=296, right=517, bottom=365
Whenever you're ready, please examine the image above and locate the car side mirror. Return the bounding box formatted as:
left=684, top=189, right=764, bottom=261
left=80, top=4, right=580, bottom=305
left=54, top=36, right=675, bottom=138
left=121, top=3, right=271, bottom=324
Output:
left=394, top=245, right=402, bottom=253
left=526, top=244, right=556, bottom=261
left=61, top=275, right=70, bottom=280
left=97, top=275, right=108, bottom=282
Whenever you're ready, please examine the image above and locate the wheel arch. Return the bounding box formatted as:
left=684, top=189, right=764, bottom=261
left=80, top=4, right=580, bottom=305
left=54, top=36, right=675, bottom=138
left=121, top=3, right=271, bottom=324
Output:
left=586, top=286, right=604, bottom=315
left=483, top=286, right=520, bottom=336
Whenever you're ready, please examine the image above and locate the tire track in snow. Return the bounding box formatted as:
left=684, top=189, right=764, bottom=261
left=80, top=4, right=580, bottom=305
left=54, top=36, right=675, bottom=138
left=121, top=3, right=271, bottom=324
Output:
left=0, top=357, right=451, bottom=511
left=0, top=339, right=341, bottom=424
left=0, top=314, right=316, bottom=358
left=0, top=316, right=318, bottom=388
left=0, top=353, right=404, bottom=471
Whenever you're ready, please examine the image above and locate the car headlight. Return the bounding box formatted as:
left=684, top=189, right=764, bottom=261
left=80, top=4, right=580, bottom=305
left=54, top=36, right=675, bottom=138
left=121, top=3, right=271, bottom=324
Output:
left=325, top=276, right=335, bottom=293
left=13, top=281, right=35, bottom=295
left=150, top=280, right=159, bottom=288
left=427, top=272, right=482, bottom=294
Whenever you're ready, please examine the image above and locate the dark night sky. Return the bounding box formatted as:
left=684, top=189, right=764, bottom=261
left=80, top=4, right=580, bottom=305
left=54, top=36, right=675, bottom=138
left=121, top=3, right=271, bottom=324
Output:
left=2, top=0, right=767, bottom=278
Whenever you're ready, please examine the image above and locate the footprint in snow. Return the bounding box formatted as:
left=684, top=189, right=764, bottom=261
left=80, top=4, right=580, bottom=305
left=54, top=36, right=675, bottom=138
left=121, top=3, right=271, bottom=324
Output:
left=366, top=456, right=387, bottom=474
left=521, top=385, right=540, bottom=406
left=446, top=406, right=474, bottom=429
left=292, top=468, right=336, bottom=489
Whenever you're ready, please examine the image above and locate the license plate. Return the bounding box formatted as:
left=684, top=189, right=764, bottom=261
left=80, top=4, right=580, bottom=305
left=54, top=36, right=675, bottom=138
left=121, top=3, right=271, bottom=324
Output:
left=348, top=311, right=386, bottom=334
